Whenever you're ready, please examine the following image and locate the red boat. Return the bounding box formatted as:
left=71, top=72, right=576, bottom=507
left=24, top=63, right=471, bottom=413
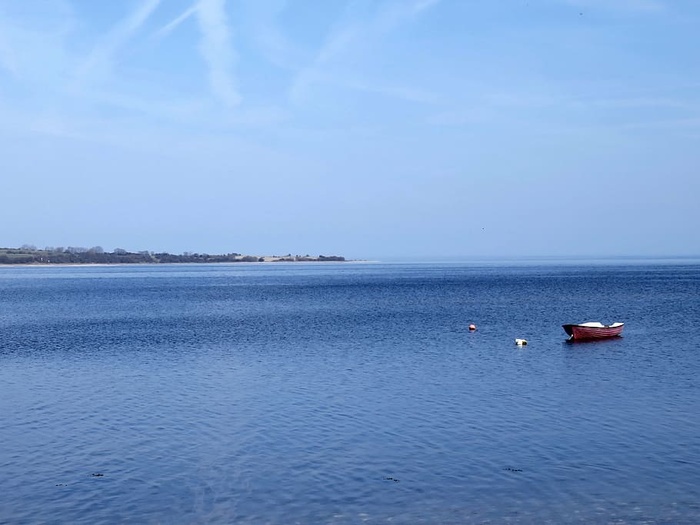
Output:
left=562, top=322, right=624, bottom=341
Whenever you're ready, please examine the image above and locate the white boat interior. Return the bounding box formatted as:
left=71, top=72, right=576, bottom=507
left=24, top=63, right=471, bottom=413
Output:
left=578, top=322, right=624, bottom=328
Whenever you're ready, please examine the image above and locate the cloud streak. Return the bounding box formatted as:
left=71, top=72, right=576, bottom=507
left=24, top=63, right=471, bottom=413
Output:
left=289, top=0, right=440, bottom=104
left=78, top=0, right=162, bottom=80
left=564, top=0, right=665, bottom=12
left=0, top=6, right=15, bottom=74
left=152, top=3, right=198, bottom=40
left=196, top=0, right=241, bottom=108
left=0, top=30, right=18, bottom=77
left=243, top=0, right=305, bottom=71
left=153, top=0, right=241, bottom=107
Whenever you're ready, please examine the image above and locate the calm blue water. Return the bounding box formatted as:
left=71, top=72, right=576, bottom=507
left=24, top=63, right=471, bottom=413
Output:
left=1, top=261, right=699, bottom=524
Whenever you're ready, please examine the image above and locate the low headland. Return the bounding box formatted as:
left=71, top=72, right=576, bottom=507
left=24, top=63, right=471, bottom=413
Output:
left=0, top=246, right=346, bottom=265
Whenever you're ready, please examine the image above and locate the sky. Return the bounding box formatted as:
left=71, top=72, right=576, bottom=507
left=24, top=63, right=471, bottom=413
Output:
left=1, top=0, right=699, bottom=259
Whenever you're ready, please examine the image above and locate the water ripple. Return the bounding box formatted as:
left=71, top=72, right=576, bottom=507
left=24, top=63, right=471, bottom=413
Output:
left=1, top=262, right=700, bottom=523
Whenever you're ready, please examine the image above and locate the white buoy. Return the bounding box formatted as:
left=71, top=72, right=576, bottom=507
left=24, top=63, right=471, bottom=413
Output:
left=515, top=338, right=528, bottom=346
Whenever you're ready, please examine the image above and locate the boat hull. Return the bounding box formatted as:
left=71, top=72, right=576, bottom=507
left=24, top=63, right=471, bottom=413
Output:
left=563, top=323, right=624, bottom=341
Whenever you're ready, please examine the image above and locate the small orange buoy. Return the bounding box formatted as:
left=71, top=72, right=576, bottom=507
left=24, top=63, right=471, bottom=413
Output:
left=468, top=324, right=477, bottom=331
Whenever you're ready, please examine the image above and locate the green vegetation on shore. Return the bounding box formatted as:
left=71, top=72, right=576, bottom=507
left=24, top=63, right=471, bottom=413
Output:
left=0, top=246, right=345, bottom=265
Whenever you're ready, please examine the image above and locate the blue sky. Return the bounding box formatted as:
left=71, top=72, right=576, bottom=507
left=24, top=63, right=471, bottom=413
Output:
left=1, top=0, right=698, bottom=259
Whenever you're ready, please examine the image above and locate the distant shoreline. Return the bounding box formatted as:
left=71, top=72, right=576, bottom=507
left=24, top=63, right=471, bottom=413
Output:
left=0, top=261, right=357, bottom=268
left=0, top=247, right=346, bottom=266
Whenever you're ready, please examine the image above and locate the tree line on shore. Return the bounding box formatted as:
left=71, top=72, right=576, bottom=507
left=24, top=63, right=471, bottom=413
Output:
left=0, top=245, right=345, bottom=265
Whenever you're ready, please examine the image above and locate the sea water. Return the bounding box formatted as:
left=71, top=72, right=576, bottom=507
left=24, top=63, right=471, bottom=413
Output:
left=1, top=260, right=699, bottom=524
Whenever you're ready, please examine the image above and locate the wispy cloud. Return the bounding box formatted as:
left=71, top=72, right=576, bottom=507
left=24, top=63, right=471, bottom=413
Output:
left=578, top=96, right=697, bottom=110
left=152, top=3, right=198, bottom=41
left=412, top=0, right=441, bottom=13
left=242, top=0, right=305, bottom=71
left=616, top=117, right=700, bottom=132
left=347, top=80, right=438, bottom=104
left=152, top=0, right=241, bottom=107
left=77, top=0, right=162, bottom=81
left=290, top=0, right=440, bottom=104
left=564, top=0, right=665, bottom=12
left=196, top=0, right=241, bottom=108
left=289, top=24, right=355, bottom=103
left=300, top=71, right=439, bottom=104
left=0, top=1, right=76, bottom=83
left=0, top=5, right=16, bottom=75
left=0, top=33, right=18, bottom=77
